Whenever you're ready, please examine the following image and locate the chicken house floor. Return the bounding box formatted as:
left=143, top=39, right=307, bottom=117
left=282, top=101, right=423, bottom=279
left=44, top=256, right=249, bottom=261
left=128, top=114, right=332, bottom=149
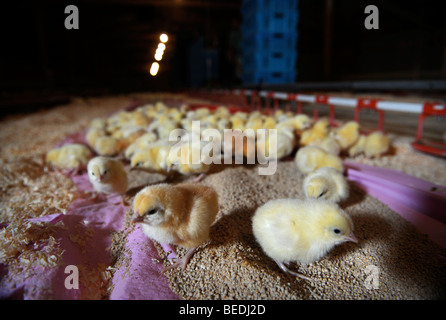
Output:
left=1, top=93, right=445, bottom=299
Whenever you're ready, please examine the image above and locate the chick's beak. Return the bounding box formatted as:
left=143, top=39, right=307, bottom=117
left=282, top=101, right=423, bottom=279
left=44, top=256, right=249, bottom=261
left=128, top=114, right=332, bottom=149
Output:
left=131, top=211, right=144, bottom=224
left=344, top=232, right=358, bottom=244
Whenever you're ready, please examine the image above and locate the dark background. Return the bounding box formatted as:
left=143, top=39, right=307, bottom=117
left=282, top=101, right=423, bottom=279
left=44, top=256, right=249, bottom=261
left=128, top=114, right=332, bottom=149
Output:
left=1, top=0, right=445, bottom=113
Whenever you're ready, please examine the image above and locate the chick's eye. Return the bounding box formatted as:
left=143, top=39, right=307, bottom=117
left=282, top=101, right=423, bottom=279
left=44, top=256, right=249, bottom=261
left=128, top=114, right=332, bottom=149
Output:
left=147, top=209, right=157, bottom=215
left=333, top=228, right=341, bottom=234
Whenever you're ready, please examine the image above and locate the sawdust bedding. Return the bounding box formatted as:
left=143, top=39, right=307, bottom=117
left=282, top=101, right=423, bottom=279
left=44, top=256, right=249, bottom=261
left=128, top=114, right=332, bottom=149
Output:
left=1, top=93, right=445, bottom=300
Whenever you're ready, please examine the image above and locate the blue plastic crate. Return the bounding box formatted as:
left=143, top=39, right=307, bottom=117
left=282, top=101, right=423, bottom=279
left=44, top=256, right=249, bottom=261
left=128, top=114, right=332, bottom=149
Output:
left=242, top=49, right=297, bottom=73
left=242, top=32, right=297, bottom=54
left=241, top=0, right=298, bottom=35
left=242, top=0, right=298, bottom=18
left=242, top=70, right=296, bottom=85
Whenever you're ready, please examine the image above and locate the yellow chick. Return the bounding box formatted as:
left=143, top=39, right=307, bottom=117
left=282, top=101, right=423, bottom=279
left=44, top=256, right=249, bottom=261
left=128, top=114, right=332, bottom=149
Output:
left=252, top=198, right=357, bottom=280
left=89, top=117, right=107, bottom=130
left=86, top=127, right=107, bottom=149
left=215, top=106, right=230, bottom=119
left=256, top=127, right=295, bottom=160
left=217, top=118, right=231, bottom=132
left=167, top=139, right=213, bottom=181
left=273, top=109, right=285, bottom=120
left=87, top=156, right=128, bottom=195
left=130, top=141, right=172, bottom=175
left=348, top=135, right=366, bottom=157
left=94, top=136, right=121, bottom=156
left=312, top=135, right=341, bottom=156
left=46, top=143, right=93, bottom=171
left=333, top=121, right=360, bottom=150
left=303, top=167, right=349, bottom=203
left=348, top=131, right=390, bottom=158
left=124, top=132, right=158, bottom=159
left=295, top=145, right=344, bottom=174
left=201, top=114, right=219, bottom=130
left=363, top=131, right=390, bottom=158
left=106, top=111, right=132, bottom=134
left=131, top=183, right=219, bottom=271
left=277, top=114, right=312, bottom=132
left=229, top=115, right=246, bottom=131
left=300, top=118, right=330, bottom=146
left=148, top=116, right=180, bottom=140
left=245, top=115, right=264, bottom=131
left=128, top=111, right=151, bottom=128
left=262, top=116, right=277, bottom=130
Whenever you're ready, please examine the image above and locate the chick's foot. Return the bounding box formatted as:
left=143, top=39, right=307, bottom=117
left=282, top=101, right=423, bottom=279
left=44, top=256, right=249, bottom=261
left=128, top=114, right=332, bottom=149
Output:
left=274, top=259, right=313, bottom=281
left=162, top=247, right=197, bottom=272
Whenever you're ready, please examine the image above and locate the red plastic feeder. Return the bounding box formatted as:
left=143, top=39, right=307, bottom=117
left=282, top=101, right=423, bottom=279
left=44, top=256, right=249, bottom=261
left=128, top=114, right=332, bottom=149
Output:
left=354, top=98, right=385, bottom=134
left=411, top=102, right=446, bottom=158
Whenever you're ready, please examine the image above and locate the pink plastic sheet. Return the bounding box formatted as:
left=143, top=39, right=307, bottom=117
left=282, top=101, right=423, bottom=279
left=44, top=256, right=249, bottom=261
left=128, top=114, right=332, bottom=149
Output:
left=345, top=161, right=446, bottom=249
left=109, top=226, right=178, bottom=300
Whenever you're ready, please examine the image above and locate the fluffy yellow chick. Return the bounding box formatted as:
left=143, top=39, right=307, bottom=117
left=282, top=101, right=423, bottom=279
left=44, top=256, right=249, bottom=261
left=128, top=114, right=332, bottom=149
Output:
left=303, top=167, right=349, bottom=203
left=124, top=132, right=158, bottom=159
left=256, top=127, right=295, bottom=160
left=252, top=198, right=357, bottom=280
left=229, top=115, right=246, bottom=131
left=348, top=135, right=366, bottom=157
left=312, top=135, right=341, bottom=156
left=348, top=131, right=390, bottom=158
left=46, top=143, right=93, bottom=171
left=201, top=114, right=219, bottom=130
left=262, top=116, right=277, bottom=130
left=214, top=106, right=230, bottom=117
left=333, top=121, right=360, bottom=150
left=94, top=136, right=120, bottom=156
left=245, top=115, right=264, bottom=131
left=148, top=116, right=180, bottom=139
left=89, top=117, right=107, bottom=130
left=300, top=118, right=330, bottom=146
left=166, top=140, right=213, bottom=180
left=86, top=127, right=107, bottom=149
left=131, top=183, right=219, bottom=271
left=217, top=118, right=231, bottom=132
left=295, top=145, right=344, bottom=174
left=106, top=111, right=132, bottom=133
left=87, top=156, right=128, bottom=195
left=277, top=114, right=311, bottom=132
left=130, top=141, right=172, bottom=175
left=363, top=131, right=390, bottom=158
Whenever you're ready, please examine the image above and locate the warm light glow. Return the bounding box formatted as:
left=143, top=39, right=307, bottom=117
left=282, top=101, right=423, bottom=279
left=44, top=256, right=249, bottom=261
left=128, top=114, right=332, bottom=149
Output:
left=160, top=33, right=168, bottom=43
left=150, top=62, right=159, bottom=76
left=156, top=47, right=164, bottom=55
left=154, top=52, right=163, bottom=61
left=158, top=43, right=166, bottom=51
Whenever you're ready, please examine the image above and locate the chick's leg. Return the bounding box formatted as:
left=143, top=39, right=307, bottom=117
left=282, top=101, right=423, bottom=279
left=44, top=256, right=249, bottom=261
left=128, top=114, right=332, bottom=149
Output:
left=193, top=173, right=206, bottom=183
left=162, top=247, right=197, bottom=272
left=274, top=259, right=312, bottom=281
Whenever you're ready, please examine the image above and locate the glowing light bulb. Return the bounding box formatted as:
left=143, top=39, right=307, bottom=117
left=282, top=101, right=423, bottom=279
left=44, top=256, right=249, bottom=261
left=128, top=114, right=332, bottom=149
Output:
left=160, top=33, right=168, bottom=43
left=158, top=43, right=166, bottom=51
left=150, top=62, right=159, bottom=76
left=154, top=52, right=163, bottom=61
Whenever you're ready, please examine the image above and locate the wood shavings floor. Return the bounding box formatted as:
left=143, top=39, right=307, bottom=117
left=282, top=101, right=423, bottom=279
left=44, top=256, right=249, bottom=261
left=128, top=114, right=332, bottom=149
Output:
left=1, top=93, right=445, bottom=299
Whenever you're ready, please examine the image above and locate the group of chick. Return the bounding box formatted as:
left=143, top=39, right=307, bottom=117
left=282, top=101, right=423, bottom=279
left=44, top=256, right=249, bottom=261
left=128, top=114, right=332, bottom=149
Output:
left=45, top=101, right=391, bottom=280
